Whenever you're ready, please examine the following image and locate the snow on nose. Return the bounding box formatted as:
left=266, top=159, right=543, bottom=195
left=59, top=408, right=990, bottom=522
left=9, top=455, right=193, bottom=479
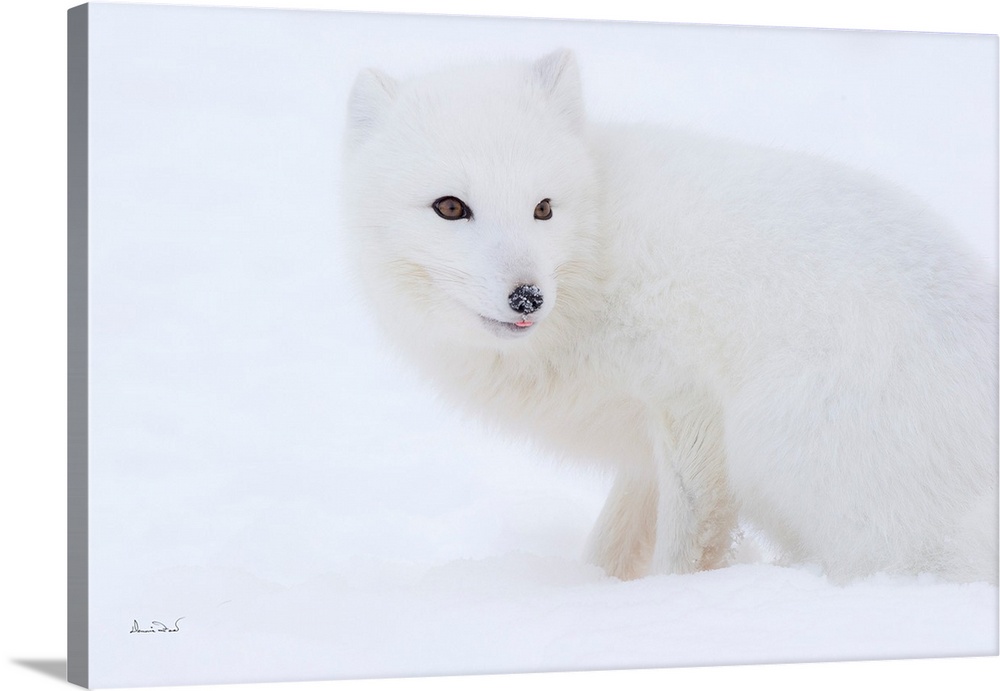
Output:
left=508, top=284, right=543, bottom=315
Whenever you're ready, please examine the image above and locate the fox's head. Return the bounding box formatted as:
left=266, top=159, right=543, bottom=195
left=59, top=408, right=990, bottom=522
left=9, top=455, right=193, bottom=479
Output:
left=342, top=50, right=598, bottom=352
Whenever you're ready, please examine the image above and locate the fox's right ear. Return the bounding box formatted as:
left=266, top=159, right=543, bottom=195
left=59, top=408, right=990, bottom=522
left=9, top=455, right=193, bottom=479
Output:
left=347, top=68, right=398, bottom=138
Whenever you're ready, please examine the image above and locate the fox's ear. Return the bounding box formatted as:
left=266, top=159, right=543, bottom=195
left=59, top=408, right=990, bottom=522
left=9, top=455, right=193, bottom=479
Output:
left=347, top=67, right=398, bottom=138
left=532, top=49, right=584, bottom=130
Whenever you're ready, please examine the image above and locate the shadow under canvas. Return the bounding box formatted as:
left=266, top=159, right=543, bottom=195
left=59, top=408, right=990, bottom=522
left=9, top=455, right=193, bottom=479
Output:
left=12, top=659, right=68, bottom=683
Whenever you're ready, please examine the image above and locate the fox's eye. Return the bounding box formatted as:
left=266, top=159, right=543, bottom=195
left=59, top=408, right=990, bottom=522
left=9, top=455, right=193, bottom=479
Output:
left=432, top=196, right=472, bottom=221
left=534, top=198, right=553, bottom=220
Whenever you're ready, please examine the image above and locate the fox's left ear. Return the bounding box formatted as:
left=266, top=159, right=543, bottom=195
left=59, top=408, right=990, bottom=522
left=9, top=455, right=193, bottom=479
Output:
left=533, top=49, right=584, bottom=131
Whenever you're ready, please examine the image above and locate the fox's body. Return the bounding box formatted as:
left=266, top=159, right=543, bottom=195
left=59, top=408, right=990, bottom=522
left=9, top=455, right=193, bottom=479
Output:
left=342, top=51, right=998, bottom=583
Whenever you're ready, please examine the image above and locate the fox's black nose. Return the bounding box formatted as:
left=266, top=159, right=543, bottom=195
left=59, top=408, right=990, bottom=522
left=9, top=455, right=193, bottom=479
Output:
left=508, top=284, right=543, bottom=315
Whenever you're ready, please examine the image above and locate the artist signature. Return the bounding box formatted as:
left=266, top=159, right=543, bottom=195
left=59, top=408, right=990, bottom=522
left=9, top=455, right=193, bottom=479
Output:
left=129, top=618, right=184, bottom=634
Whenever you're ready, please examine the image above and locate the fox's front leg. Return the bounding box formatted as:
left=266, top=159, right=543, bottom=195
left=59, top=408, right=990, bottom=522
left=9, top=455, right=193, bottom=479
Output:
left=584, top=465, right=658, bottom=581
left=650, top=404, right=736, bottom=575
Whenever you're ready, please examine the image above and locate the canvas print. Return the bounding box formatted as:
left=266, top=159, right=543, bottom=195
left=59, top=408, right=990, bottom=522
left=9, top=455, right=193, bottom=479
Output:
left=69, top=2, right=999, bottom=688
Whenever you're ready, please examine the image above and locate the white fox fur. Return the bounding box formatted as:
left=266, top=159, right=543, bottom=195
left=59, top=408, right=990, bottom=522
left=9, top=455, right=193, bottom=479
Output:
left=341, top=49, right=998, bottom=583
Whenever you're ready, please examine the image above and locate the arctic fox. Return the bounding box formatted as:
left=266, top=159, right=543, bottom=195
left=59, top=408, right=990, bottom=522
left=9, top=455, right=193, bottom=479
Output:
left=341, top=50, right=998, bottom=584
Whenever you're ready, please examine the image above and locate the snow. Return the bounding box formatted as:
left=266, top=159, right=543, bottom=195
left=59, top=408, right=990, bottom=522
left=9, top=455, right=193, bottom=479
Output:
left=82, top=3, right=997, bottom=688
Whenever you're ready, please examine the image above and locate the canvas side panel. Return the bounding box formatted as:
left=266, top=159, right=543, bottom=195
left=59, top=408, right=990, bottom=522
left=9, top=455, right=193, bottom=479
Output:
left=67, top=3, right=89, bottom=688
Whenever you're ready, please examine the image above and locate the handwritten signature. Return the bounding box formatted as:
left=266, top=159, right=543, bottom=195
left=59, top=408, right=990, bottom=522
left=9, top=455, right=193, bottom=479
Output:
left=130, top=618, right=184, bottom=634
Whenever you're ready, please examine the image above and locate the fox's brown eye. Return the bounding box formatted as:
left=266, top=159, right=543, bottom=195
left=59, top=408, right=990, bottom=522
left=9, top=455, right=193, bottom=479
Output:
left=534, top=198, right=552, bottom=220
left=432, top=196, right=472, bottom=220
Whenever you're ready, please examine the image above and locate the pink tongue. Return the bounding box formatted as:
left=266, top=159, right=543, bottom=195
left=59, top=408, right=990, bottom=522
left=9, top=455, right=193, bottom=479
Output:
left=515, top=320, right=533, bottom=328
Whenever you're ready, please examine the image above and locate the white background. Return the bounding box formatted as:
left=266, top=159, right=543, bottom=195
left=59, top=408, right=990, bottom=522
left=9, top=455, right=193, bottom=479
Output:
left=1, top=1, right=999, bottom=691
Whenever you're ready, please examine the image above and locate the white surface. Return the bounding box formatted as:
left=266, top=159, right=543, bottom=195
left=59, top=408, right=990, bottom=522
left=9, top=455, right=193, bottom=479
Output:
left=1, top=2, right=998, bottom=691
